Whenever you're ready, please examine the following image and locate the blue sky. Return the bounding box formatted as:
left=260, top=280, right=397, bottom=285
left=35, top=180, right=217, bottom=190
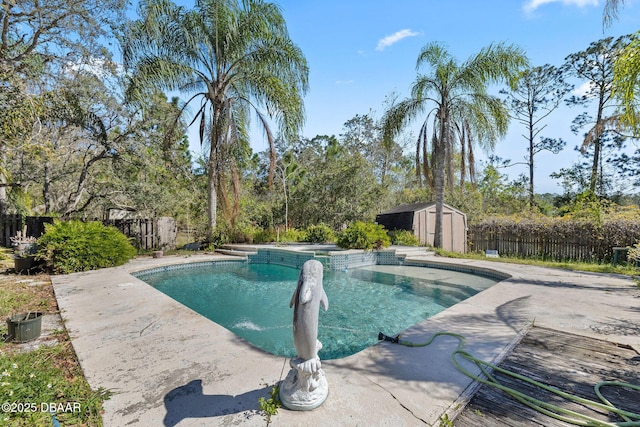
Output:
left=169, top=0, right=640, bottom=194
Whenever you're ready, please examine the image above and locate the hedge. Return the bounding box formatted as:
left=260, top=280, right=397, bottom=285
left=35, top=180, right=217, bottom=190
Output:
left=468, top=216, right=640, bottom=262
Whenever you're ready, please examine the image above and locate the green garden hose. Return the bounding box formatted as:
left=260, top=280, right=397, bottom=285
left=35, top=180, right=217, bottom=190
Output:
left=377, top=331, right=640, bottom=426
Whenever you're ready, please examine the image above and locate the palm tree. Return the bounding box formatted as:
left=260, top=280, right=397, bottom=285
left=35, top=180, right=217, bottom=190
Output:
left=603, top=0, right=640, bottom=139
left=122, top=0, right=309, bottom=234
left=603, top=0, right=625, bottom=28
left=382, top=42, right=527, bottom=248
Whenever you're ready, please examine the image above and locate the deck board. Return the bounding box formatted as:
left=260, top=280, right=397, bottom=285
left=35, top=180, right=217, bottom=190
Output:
left=454, top=326, right=640, bottom=427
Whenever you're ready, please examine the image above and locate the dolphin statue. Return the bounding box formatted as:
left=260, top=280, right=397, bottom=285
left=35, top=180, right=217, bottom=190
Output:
left=290, top=260, right=329, bottom=365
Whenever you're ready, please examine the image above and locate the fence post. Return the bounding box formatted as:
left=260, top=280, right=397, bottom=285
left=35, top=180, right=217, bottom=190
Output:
left=1, top=214, right=22, bottom=247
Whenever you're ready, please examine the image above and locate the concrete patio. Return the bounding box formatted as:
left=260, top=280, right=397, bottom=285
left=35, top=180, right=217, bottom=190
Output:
left=51, top=253, right=640, bottom=426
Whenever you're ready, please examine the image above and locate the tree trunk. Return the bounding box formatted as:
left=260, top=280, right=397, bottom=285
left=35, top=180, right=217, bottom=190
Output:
left=589, top=136, right=601, bottom=194
left=283, top=172, right=288, bottom=232
left=206, top=100, right=223, bottom=237
left=590, top=94, right=606, bottom=194
left=529, top=125, right=535, bottom=208
left=459, top=127, right=466, bottom=191
left=433, top=114, right=448, bottom=249
left=43, top=161, right=51, bottom=214
left=0, top=142, right=7, bottom=216
left=416, top=128, right=422, bottom=186
left=207, top=148, right=218, bottom=235
left=63, top=150, right=108, bottom=216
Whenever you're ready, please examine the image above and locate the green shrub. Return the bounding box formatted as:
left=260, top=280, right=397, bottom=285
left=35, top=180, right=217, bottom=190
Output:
left=469, top=215, right=640, bottom=262
left=250, top=227, right=305, bottom=243
left=253, top=227, right=277, bottom=243
left=303, top=224, right=335, bottom=243
left=389, top=229, right=420, bottom=246
left=37, top=220, right=137, bottom=274
left=628, top=242, right=640, bottom=265
left=208, top=227, right=232, bottom=248
left=279, top=228, right=305, bottom=243
left=336, top=221, right=390, bottom=250
left=230, top=224, right=257, bottom=244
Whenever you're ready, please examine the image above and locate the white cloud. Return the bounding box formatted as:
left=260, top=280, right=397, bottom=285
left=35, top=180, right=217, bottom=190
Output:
left=65, top=57, right=123, bottom=78
left=523, top=0, right=599, bottom=13
left=376, top=29, right=420, bottom=51
left=573, top=81, right=594, bottom=96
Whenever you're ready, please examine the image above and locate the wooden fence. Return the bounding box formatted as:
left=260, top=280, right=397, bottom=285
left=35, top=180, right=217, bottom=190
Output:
left=469, top=230, right=605, bottom=261
left=1, top=215, right=176, bottom=251
left=468, top=220, right=640, bottom=262
left=0, top=215, right=54, bottom=247
left=104, top=217, right=176, bottom=251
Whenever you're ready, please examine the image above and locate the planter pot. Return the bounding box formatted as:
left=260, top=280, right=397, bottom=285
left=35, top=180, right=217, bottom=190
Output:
left=14, top=256, right=35, bottom=274
left=152, top=250, right=163, bottom=258
left=6, top=312, right=43, bottom=343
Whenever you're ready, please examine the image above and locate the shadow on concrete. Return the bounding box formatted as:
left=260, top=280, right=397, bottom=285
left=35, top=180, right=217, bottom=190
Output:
left=590, top=317, right=640, bottom=336
left=496, top=295, right=530, bottom=333
left=505, top=276, right=639, bottom=293
left=162, top=379, right=271, bottom=427
left=327, top=295, right=532, bottom=386
left=322, top=291, right=562, bottom=408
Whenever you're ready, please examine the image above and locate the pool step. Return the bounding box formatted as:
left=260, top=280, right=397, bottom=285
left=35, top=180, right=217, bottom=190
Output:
left=217, top=244, right=436, bottom=262
left=217, top=245, right=257, bottom=258
left=393, top=246, right=436, bottom=260
left=215, top=249, right=251, bottom=258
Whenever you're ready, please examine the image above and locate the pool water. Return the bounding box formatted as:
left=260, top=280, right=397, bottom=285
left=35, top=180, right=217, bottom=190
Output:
left=138, top=263, right=498, bottom=359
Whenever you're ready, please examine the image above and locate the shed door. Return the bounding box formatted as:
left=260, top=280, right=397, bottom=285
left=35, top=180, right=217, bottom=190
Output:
left=425, top=210, right=435, bottom=246
left=414, top=210, right=428, bottom=245
left=423, top=209, right=456, bottom=250
left=443, top=212, right=453, bottom=251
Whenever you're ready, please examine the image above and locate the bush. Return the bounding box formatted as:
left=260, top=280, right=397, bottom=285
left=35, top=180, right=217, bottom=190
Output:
left=208, top=227, right=232, bottom=248
left=469, top=215, right=640, bottom=262
left=37, top=220, right=137, bottom=274
left=279, top=228, right=305, bottom=243
left=336, top=221, right=390, bottom=250
left=628, top=242, right=640, bottom=265
left=252, top=227, right=277, bottom=243
left=303, top=224, right=335, bottom=243
left=388, top=229, right=420, bottom=246
left=250, top=227, right=305, bottom=243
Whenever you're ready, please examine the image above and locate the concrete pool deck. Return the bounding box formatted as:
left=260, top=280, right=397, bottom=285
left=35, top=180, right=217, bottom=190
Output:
left=51, top=253, right=640, bottom=426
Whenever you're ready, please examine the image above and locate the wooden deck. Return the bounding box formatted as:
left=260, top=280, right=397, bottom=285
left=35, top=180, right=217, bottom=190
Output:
left=454, top=326, right=640, bottom=427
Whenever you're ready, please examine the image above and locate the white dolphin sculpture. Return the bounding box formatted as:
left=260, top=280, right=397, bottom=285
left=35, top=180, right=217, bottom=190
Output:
left=280, top=259, right=330, bottom=410
left=290, top=260, right=329, bottom=367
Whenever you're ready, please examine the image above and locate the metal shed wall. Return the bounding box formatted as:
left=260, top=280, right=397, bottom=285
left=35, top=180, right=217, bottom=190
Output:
left=375, top=211, right=414, bottom=232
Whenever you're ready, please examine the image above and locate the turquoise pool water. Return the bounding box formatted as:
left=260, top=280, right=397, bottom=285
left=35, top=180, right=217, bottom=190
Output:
left=138, top=263, right=498, bottom=359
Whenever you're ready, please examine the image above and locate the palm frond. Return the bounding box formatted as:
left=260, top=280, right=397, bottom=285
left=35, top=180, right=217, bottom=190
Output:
left=603, top=0, right=624, bottom=29
left=123, top=0, right=309, bottom=231
left=581, top=115, right=623, bottom=153
left=613, top=31, right=640, bottom=135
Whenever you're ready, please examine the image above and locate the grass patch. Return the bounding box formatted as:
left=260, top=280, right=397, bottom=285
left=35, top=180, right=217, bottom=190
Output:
left=435, top=249, right=640, bottom=276
left=0, top=275, right=56, bottom=338
left=1, top=343, right=109, bottom=426
left=0, top=273, right=109, bottom=426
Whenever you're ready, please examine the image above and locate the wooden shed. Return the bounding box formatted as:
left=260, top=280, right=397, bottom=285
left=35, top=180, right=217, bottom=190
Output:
left=375, top=202, right=468, bottom=253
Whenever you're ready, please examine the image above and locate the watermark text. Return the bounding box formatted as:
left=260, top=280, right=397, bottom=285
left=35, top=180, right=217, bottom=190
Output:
left=1, top=401, right=82, bottom=413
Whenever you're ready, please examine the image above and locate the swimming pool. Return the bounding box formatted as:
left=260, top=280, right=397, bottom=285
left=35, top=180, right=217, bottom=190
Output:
left=137, top=263, right=498, bottom=359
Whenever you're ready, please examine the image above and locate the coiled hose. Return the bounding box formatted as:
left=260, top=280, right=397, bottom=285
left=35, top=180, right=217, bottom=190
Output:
left=378, top=331, right=640, bottom=426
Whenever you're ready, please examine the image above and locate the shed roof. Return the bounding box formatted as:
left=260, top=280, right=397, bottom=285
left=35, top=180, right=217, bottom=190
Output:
left=377, top=202, right=435, bottom=215
left=378, top=202, right=466, bottom=216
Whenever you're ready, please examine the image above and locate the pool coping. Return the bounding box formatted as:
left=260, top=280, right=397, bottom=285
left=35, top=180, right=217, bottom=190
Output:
left=51, top=252, right=640, bottom=426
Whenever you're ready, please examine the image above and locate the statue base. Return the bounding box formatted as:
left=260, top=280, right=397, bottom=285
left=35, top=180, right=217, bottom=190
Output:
left=279, top=357, right=329, bottom=411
